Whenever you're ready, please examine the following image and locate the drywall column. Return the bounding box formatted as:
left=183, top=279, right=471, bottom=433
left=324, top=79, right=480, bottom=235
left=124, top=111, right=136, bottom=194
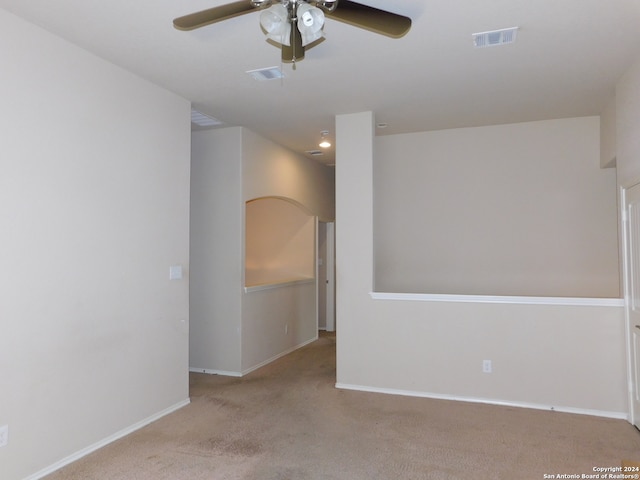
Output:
left=600, top=96, right=617, bottom=168
left=335, top=111, right=376, bottom=384
left=190, top=128, right=243, bottom=374
left=616, top=54, right=640, bottom=184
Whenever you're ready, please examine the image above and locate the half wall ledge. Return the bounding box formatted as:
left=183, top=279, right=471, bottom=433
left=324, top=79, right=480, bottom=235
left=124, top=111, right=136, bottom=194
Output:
left=245, top=277, right=315, bottom=293
left=370, top=292, right=624, bottom=307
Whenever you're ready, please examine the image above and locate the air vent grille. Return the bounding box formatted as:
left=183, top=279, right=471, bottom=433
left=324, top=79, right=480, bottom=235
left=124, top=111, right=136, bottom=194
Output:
left=191, top=109, right=223, bottom=127
left=473, top=27, right=519, bottom=48
left=246, top=66, right=285, bottom=81
left=306, top=150, right=324, bottom=156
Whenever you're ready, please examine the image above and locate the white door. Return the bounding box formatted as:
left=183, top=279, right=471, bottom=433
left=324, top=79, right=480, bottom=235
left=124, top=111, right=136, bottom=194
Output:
left=317, top=222, right=336, bottom=332
left=325, top=222, right=336, bottom=332
left=318, top=222, right=327, bottom=330
left=623, top=182, right=640, bottom=429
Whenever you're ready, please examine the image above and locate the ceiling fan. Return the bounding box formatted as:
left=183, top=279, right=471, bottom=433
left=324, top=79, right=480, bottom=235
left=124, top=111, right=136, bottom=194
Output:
left=173, top=0, right=411, bottom=63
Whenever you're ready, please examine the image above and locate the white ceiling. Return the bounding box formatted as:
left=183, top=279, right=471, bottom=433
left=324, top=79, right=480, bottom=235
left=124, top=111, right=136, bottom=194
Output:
left=2, top=0, right=639, bottom=165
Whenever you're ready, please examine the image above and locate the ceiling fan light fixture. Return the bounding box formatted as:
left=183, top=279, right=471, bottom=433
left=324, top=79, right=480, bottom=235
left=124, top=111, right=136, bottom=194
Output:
left=260, top=4, right=292, bottom=46
left=174, top=0, right=412, bottom=63
left=296, top=3, right=325, bottom=46
left=313, top=1, right=338, bottom=13
left=250, top=0, right=272, bottom=7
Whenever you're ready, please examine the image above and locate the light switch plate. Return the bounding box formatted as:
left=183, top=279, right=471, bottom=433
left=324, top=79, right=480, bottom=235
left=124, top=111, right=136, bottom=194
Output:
left=169, top=265, right=183, bottom=280
left=0, top=425, right=8, bottom=447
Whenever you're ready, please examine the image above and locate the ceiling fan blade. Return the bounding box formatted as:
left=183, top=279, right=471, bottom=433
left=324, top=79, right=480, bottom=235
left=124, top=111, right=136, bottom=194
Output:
left=282, top=27, right=305, bottom=63
left=325, top=0, right=411, bottom=38
left=173, top=1, right=257, bottom=31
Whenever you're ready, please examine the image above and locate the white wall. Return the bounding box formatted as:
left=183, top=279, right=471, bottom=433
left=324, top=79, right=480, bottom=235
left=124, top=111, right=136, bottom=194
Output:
left=244, top=197, right=317, bottom=372
left=0, top=10, right=191, bottom=480
left=374, top=118, right=619, bottom=297
left=242, top=128, right=335, bottom=221
left=336, top=111, right=628, bottom=418
left=242, top=281, right=318, bottom=372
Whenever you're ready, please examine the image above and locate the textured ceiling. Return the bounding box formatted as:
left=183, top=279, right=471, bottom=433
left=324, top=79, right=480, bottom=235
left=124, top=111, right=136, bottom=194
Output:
left=1, top=0, right=639, bottom=165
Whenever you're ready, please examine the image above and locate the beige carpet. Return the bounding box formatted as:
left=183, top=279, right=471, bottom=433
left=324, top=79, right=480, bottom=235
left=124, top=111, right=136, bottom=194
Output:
left=47, top=332, right=640, bottom=479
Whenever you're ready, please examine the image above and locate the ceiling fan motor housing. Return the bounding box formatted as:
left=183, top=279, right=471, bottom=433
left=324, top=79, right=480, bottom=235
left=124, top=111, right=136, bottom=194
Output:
left=250, top=1, right=339, bottom=12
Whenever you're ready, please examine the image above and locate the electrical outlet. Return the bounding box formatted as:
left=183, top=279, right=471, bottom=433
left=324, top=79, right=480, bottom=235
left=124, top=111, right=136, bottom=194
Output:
left=0, top=425, right=8, bottom=448
left=482, top=360, right=492, bottom=373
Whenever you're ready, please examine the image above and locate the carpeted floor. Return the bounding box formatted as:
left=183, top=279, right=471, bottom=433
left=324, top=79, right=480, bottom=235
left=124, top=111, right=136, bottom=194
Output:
left=46, top=332, right=640, bottom=479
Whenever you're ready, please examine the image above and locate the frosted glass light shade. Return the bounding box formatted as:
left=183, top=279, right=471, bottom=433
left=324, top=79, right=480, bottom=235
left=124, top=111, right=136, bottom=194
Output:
left=260, top=4, right=291, bottom=46
left=296, top=3, right=324, bottom=46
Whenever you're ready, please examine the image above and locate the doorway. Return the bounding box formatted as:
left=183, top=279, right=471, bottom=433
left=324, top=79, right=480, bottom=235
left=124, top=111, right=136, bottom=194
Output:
left=318, top=221, right=336, bottom=332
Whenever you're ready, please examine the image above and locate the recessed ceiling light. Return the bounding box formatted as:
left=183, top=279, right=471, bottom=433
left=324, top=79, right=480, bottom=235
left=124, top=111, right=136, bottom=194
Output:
left=306, top=150, right=324, bottom=156
left=319, top=130, right=331, bottom=148
left=377, top=122, right=389, bottom=129
left=191, top=109, right=223, bottom=127
left=246, top=66, right=285, bottom=81
left=472, top=27, right=519, bottom=48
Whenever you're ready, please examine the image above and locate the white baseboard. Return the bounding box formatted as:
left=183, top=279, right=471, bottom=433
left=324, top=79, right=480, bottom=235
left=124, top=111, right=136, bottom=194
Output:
left=189, top=367, right=243, bottom=377
left=188, top=335, right=319, bottom=378
left=26, top=398, right=191, bottom=480
left=242, top=335, right=318, bottom=376
left=335, top=383, right=629, bottom=421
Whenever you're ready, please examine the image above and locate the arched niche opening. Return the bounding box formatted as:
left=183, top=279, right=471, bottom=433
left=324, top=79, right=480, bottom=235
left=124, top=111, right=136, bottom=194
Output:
left=245, top=196, right=315, bottom=288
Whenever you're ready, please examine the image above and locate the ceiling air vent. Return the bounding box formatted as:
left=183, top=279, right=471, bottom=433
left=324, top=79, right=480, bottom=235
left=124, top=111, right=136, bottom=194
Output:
left=473, top=27, right=519, bottom=48
left=191, top=109, right=223, bottom=127
left=306, top=150, right=324, bottom=156
left=246, top=66, right=284, bottom=81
